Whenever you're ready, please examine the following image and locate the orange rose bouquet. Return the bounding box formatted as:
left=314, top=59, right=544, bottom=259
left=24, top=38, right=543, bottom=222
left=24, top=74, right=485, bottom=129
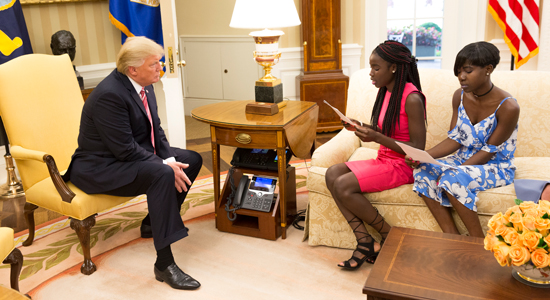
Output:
left=485, top=199, right=550, bottom=285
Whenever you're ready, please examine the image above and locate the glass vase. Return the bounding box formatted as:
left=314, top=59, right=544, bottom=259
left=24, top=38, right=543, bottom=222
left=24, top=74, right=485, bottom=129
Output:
left=512, top=264, right=550, bottom=287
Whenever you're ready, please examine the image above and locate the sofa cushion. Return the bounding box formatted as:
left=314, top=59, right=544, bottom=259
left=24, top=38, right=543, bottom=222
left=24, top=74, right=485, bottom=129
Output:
left=309, top=154, right=550, bottom=211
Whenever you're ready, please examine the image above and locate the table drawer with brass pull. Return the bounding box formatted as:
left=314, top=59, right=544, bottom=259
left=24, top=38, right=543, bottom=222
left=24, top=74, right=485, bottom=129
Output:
left=215, top=128, right=278, bottom=148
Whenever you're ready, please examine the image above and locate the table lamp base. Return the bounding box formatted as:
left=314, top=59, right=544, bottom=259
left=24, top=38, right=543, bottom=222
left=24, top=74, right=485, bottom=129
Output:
left=255, top=82, right=283, bottom=104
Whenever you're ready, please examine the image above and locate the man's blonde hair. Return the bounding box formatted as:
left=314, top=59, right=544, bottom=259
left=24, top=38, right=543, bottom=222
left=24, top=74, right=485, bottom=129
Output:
left=116, top=36, right=164, bottom=75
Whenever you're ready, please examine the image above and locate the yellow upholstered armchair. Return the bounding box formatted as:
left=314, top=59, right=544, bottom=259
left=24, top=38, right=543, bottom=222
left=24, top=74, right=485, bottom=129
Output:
left=0, top=54, right=134, bottom=275
left=1, top=227, right=23, bottom=293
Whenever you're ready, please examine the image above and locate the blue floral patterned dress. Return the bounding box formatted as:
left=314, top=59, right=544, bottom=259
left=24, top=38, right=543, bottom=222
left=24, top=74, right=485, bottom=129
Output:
left=412, top=92, right=518, bottom=212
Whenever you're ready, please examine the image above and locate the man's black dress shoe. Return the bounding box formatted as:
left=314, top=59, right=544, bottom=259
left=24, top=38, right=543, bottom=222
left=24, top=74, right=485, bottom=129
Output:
left=140, top=223, right=153, bottom=238
left=154, top=263, right=200, bottom=290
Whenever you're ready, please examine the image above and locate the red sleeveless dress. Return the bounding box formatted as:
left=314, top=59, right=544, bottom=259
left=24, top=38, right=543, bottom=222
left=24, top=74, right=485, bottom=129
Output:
left=345, top=82, right=422, bottom=192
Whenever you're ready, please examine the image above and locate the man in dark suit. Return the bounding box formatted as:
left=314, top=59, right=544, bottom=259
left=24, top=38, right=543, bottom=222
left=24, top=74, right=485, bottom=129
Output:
left=65, top=36, right=202, bottom=290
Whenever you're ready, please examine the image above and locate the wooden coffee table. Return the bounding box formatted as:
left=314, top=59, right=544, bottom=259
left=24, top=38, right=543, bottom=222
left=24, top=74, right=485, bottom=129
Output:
left=363, top=227, right=549, bottom=300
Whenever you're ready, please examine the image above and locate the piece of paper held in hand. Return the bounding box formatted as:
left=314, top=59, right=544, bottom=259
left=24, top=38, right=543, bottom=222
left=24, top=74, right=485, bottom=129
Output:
left=323, top=100, right=356, bottom=127
left=395, top=142, right=457, bottom=169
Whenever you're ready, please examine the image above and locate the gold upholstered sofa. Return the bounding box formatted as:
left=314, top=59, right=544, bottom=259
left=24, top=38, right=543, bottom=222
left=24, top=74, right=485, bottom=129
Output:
left=304, top=68, right=550, bottom=249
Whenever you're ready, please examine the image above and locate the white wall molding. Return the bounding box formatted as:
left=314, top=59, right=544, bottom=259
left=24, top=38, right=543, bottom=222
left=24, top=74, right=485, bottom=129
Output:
left=75, top=41, right=363, bottom=115
left=271, top=43, right=363, bottom=101
left=341, top=43, right=363, bottom=77
left=271, top=46, right=303, bottom=101
left=179, top=35, right=252, bottom=43
left=182, top=40, right=362, bottom=115
left=76, top=62, right=116, bottom=89
left=180, top=35, right=261, bottom=115
left=489, top=39, right=513, bottom=71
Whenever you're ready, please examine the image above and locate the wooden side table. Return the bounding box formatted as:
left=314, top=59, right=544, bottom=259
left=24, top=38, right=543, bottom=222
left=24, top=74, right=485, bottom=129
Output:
left=363, top=227, right=549, bottom=300
left=216, top=165, right=297, bottom=240
left=192, top=100, right=318, bottom=240
left=81, top=88, right=93, bottom=102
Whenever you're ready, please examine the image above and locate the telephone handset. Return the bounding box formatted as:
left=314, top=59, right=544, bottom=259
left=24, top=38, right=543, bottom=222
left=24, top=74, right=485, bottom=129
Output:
left=225, top=169, right=250, bottom=221
left=225, top=168, right=278, bottom=221
left=233, top=175, right=250, bottom=208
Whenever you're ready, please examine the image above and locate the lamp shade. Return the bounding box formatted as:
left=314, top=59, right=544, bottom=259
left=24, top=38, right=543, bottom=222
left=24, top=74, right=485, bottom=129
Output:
left=229, top=0, right=301, bottom=29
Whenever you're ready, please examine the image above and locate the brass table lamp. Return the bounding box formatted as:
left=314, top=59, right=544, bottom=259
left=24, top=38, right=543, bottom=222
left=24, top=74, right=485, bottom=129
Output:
left=229, top=0, right=301, bottom=104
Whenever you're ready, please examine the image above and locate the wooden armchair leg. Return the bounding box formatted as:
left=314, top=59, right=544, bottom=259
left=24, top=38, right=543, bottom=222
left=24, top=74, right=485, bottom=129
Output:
left=22, top=203, right=38, bottom=246
left=70, top=215, right=97, bottom=275
left=2, top=247, right=23, bottom=292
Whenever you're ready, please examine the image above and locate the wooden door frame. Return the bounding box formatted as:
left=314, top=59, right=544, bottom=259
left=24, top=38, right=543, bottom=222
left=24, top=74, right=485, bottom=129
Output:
left=159, top=0, right=186, bottom=149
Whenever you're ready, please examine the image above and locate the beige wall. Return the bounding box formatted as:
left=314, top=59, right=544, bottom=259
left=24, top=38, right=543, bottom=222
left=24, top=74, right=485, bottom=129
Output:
left=21, top=1, right=120, bottom=66
left=175, top=0, right=362, bottom=48
left=342, top=0, right=365, bottom=65
left=21, top=0, right=306, bottom=65
left=341, top=0, right=364, bottom=45
left=176, top=0, right=303, bottom=49
left=21, top=0, right=543, bottom=69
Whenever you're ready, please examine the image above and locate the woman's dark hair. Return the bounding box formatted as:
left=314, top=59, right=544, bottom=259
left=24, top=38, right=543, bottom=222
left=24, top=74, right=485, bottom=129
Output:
left=371, top=40, right=426, bottom=137
left=453, top=41, right=500, bottom=76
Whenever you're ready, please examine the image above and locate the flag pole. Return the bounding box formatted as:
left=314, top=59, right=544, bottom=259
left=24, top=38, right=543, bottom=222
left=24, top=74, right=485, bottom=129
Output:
left=510, top=54, right=515, bottom=70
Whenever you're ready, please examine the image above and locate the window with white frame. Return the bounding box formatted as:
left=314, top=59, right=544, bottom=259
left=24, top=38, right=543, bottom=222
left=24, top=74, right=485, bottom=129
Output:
left=387, top=0, right=444, bottom=69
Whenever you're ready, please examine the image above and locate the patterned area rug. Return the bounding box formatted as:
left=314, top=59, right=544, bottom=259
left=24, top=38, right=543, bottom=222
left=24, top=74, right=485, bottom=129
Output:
left=1, top=161, right=371, bottom=299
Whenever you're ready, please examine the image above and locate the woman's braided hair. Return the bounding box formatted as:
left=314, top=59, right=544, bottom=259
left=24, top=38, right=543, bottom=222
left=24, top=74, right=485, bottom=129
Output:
left=371, top=40, right=426, bottom=137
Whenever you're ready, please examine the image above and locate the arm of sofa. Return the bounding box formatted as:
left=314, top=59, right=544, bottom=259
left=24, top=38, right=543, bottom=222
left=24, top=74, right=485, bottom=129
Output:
left=311, top=129, right=362, bottom=168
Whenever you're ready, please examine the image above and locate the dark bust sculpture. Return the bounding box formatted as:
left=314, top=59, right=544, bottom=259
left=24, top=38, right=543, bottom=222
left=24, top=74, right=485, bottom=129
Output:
left=51, top=30, right=84, bottom=89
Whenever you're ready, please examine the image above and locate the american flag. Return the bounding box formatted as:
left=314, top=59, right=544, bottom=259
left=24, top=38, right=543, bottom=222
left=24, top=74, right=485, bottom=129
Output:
left=488, top=0, right=540, bottom=69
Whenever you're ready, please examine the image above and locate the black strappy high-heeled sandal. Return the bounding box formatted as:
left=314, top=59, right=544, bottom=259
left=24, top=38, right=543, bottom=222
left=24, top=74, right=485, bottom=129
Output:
left=365, top=208, right=389, bottom=264
left=338, top=217, right=378, bottom=270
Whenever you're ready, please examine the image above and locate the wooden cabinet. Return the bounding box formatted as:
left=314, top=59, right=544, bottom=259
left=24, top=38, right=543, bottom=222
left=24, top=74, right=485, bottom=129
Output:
left=297, top=0, right=349, bottom=132
left=81, top=88, right=93, bottom=102
left=180, top=36, right=263, bottom=114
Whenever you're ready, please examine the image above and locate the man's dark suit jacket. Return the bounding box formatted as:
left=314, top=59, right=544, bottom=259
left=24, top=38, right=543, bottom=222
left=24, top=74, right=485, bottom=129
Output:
left=65, top=69, right=176, bottom=194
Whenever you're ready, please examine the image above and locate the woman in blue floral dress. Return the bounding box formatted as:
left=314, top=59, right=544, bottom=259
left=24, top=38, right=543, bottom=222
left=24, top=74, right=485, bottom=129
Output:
left=407, top=42, right=520, bottom=238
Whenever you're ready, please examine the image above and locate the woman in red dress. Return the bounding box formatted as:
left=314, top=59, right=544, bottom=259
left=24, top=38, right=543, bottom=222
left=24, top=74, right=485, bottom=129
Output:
left=326, top=41, right=427, bottom=270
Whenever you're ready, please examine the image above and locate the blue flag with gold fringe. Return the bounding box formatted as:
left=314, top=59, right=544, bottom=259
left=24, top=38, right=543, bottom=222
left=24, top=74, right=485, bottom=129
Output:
left=109, top=0, right=163, bottom=46
left=0, top=0, right=33, bottom=65
left=0, top=0, right=33, bottom=147
left=109, top=0, right=164, bottom=73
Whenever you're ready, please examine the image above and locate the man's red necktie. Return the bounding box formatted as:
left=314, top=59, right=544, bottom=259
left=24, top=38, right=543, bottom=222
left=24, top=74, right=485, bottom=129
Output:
left=140, top=88, right=155, bottom=153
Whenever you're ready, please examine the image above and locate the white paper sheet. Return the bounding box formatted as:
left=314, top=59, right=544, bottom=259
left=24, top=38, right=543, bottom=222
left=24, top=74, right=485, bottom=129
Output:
left=395, top=142, right=457, bottom=169
left=323, top=100, right=356, bottom=127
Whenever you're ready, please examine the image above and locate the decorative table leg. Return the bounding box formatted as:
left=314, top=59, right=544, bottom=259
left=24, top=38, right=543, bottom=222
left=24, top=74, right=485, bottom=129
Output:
left=70, top=215, right=97, bottom=275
